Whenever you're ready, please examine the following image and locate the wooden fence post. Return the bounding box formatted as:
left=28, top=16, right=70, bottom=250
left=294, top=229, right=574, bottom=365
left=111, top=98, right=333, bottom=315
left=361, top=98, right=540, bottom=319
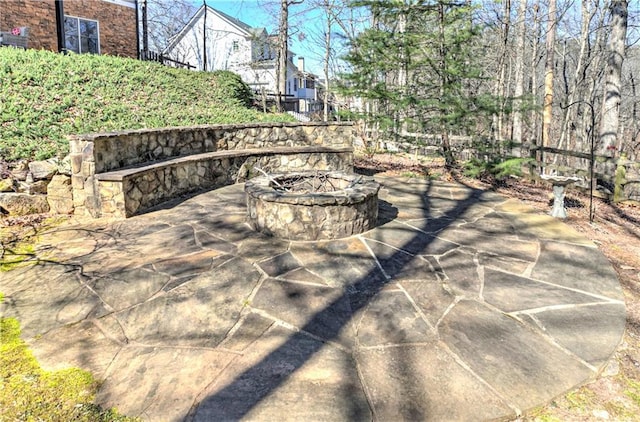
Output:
left=614, top=153, right=628, bottom=202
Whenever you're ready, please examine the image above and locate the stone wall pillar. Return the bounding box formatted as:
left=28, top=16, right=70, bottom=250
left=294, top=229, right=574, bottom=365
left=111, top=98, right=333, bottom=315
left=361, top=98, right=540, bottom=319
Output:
left=70, top=137, right=100, bottom=217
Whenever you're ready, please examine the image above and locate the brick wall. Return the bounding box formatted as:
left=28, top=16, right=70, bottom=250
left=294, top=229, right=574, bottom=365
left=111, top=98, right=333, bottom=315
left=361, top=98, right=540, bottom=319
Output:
left=64, top=0, right=137, bottom=58
left=0, top=0, right=57, bottom=51
left=0, top=0, right=137, bottom=58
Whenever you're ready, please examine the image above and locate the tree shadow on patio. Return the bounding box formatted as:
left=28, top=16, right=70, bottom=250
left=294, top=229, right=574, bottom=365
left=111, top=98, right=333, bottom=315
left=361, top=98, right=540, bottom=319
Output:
left=186, top=178, right=487, bottom=420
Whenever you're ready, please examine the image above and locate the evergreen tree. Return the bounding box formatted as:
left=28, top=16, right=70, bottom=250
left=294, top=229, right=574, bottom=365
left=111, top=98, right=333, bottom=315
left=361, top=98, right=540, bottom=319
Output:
left=340, top=0, right=492, bottom=167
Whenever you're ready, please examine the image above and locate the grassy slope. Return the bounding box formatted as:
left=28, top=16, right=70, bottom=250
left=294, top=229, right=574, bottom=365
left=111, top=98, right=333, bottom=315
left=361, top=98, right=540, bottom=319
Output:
left=0, top=48, right=292, bottom=162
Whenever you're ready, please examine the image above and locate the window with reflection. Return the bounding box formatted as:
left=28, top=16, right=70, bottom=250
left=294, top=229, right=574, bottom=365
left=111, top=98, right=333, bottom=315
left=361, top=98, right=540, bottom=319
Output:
left=64, top=16, right=99, bottom=54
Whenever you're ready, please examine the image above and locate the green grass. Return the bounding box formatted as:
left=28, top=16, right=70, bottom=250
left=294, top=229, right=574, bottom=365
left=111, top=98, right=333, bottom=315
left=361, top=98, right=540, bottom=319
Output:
left=1, top=222, right=137, bottom=419
left=0, top=311, right=137, bottom=420
left=0, top=240, right=35, bottom=271
left=0, top=216, right=66, bottom=272
left=0, top=48, right=293, bottom=161
left=624, top=378, right=640, bottom=407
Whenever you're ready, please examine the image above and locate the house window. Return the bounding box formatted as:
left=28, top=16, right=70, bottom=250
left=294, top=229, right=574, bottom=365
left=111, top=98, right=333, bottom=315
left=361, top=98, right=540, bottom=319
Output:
left=232, top=40, right=239, bottom=52
left=64, top=16, right=99, bottom=54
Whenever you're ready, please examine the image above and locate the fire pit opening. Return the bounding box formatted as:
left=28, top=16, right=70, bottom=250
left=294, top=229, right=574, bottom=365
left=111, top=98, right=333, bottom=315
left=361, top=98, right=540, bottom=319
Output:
left=245, top=171, right=380, bottom=241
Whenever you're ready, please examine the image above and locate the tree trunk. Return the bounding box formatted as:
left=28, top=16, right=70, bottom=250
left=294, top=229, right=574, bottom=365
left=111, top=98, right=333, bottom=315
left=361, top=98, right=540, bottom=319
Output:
left=323, top=9, right=331, bottom=122
left=599, top=0, right=628, bottom=156
left=493, top=0, right=510, bottom=143
left=397, top=9, right=407, bottom=138
left=438, top=2, right=455, bottom=168
left=512, top=0, right=527, bottom=146
left=276, top=0, right=288, bottom=112
left=557, top=0, right=594, bottom=155
left=202, top=0, right=208, bottom=71
left=530, top=0, right=540, bottom=141
left=542, top=0, right=557, bottom=159
left=141, top=0, right=149, bottom=56
left=581, top=4, right=608, bottom=154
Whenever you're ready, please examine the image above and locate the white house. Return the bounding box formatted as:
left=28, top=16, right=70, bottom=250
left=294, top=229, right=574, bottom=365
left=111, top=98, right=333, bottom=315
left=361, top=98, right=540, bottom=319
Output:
left=163, top=4, right=320, bottom=113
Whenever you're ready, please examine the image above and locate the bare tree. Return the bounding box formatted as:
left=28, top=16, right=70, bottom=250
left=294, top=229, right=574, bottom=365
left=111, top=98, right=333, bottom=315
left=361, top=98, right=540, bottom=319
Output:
left=276, top=0, right=304, bottom=112
left=555, top=0, right=599, bottom=158
left=142, top=0, right=196, bottom=53
left=512, top=0, right=528, bottom=146
left=300, top=0, right=368, bottom=119
left=599, top=0, right=629, bottom=155
left=322, top=0, right=335, bottom=122
left=542, top=0, right=558, bottom=157
left=530, top=0, right=542, bottom=144
left=493, top=0, right=511, bottom=142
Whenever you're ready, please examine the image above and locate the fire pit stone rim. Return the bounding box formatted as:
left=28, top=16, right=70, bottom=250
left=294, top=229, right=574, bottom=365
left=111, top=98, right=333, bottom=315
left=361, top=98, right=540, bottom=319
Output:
left=244, top=171, right=380, bottom=206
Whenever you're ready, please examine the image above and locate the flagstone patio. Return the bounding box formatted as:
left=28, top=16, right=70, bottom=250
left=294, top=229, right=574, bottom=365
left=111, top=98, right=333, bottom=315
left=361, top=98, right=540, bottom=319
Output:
left=0, top=176, right=626, bottom=421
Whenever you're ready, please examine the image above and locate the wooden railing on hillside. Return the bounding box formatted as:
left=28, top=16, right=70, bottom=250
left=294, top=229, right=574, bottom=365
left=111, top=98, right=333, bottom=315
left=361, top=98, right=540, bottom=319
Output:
left=140, top=50, right=194, bottom=70
left=366, top=133, right=640, bottom=203
left=522, top=144, right=640, bottom=203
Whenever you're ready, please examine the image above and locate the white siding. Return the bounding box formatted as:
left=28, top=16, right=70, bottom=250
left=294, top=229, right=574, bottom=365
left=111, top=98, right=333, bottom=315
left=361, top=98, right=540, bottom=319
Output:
left=164, top=6, right=317, bottom=109
left=166, top=11, right=249, bottom=72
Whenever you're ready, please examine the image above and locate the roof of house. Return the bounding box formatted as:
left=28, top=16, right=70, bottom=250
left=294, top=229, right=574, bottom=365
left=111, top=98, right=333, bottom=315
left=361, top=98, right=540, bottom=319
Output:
left=163, top=5, right=268, bottom=54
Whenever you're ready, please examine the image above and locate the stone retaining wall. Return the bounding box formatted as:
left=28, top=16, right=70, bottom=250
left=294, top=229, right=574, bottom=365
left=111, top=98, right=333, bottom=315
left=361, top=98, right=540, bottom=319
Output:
left=70, top=122, right=354, bottom=217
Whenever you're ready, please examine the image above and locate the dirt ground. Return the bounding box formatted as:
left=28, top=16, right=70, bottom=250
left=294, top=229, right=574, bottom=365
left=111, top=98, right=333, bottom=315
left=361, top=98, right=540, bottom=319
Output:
left=356, top=152, right=640, bottom=421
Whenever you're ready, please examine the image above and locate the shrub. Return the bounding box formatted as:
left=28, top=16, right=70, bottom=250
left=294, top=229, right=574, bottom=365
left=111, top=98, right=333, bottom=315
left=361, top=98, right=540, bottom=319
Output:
left=464, top=157, right=533, bottom=181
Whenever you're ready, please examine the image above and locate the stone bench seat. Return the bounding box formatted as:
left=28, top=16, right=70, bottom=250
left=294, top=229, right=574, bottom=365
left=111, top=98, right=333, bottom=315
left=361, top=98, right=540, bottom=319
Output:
left=93, top=145, right=354, bottom=218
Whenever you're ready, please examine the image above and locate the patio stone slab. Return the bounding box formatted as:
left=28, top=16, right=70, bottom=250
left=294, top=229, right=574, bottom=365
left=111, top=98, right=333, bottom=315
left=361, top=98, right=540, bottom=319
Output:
left=364, top=221, right=459, bottom=256
left=252, top=278, right=355, bottom=347
left=90, top=267, right=170, bottom=311
left=189, top=326, right=371, bottom=421
left=290, top=238, right=382, bottom=289
left=151, top=249, right=228, bottom=278
left=439, top=299, right=594, bottom=411
left=532, top=241, right=624, bottom=299
left=0, top=176, right=625, bottom=421
left=194, top=230, right=239, bottom=254
left=437, top=249, right=482, bottom=297
left=520, top=303, right=626, bottom=367
left=363, top=239, right=441, bottom=282
left=478, top=252, right=534, bottom=275
left=0, top=263, right=108, bottom=338
left=116, top=257, right=260, bottom=347
left=237, top=236, right=290, bottom=263
left=356, top=290, right=436, bottom=346
left=276, top=267, right=330, bottom=285
left=258, top=251, right=302, bottom=277
left=96, top=346, right=235, bottom=422
left=439, top=227, right=539, bottom=262
left=357, top=344, right=516, bottom=421
left=399, top=279, right=456, bottom=328
left=28, top=319, right=123, bottom=378
left=483, top=267, right=608, bottom=312
left=219, top=311, right=275, bottom=352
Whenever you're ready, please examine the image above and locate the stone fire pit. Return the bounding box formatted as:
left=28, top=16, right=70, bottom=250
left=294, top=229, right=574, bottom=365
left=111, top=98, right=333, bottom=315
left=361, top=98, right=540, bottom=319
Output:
left=245, top=171, right=380, bottom=240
